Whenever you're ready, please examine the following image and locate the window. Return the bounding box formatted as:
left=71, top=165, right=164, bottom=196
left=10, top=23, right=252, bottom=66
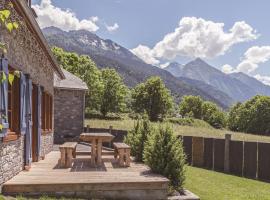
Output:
left=42, top=91, right=53, bottom=133
left=4, top=68, right=20, bottom=142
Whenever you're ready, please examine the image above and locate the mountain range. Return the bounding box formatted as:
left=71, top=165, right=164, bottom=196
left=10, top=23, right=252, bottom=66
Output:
left=43, top=26, right=270, bottom=109
left=165, top=59, right=270, bottom=103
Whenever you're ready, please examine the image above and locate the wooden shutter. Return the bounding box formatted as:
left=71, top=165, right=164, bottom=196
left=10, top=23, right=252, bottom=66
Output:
left=0, top=58, right=9, bottom=137
left=25, top=75, right=33, bottom=166
left=20, top=72, right=27, bottom=134
left=37, top=85, right=42, bottom=157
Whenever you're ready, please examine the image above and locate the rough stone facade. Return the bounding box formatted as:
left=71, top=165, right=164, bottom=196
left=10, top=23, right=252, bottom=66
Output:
left=41, top=133, right=54, bottom=157
left=54, top=89, right=85, bottom=144
left=0, top=0, right=58, bottom=188
left=0, top=136, right=24, bottom=187
left=0, top=0, right=55, bottom=94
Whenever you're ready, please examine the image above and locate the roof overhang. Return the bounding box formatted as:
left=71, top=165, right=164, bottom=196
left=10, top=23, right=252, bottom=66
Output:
left=13, top=0, right=65, bottom=79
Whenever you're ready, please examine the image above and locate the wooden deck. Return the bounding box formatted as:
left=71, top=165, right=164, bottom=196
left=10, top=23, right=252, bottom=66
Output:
left=2, top=150, right=169, bottom=200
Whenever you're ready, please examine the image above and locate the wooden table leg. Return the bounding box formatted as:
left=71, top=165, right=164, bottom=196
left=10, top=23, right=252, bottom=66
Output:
left=97, top=139, right=102, bottom=165
left=59, top=148, right=66, bottom=168
left=119, top=149, right=125, bottom=167
left=126, top=149, right=131, bottom=167
left=91, top=139, right=97, bottom=165
left=66, top=148, right=73, bottom=168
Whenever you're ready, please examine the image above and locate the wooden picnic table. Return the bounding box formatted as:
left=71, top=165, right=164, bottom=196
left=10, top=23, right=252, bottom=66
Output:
left=79, top=133, right=114, bottom=165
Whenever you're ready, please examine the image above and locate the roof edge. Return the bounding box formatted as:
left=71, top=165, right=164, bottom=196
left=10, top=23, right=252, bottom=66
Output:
left=13, top=0, right=65, bottom=80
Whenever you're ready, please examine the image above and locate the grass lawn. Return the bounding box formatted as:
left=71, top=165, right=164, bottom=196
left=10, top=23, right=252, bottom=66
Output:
left=185, top=166, right=270, bottom=200
left=86, top=118, right=270, bottom=143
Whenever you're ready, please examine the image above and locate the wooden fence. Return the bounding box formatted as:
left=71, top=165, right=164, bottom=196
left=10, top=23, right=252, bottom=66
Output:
left=84, top=126, right=270, bottom=182
left=181, top=135, right=270, bottom=182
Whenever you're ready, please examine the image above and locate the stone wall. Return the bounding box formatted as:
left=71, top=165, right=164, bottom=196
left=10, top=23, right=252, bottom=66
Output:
left=41, top=133, right=54, bottom=157
left=0, top=0, right=55, bottom=94
left=54, top=89, right=85, bottom=144
left=0, top=136, right=24, bottom=187
left=0, top=0, right=56, bottom=189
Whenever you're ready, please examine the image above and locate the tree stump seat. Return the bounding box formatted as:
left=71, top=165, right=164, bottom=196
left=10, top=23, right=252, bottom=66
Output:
left=113, top=142, right=131, bottom=167
left=59, top=142, right=77, bottom=168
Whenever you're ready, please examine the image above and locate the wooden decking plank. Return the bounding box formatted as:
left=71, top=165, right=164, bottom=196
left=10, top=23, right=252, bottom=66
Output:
left=2, top=151, right=169, bottom=196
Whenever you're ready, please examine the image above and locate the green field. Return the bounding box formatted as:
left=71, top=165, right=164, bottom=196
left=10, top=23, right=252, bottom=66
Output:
left=185, top=166, right=270, bottom=200
left=86, top=118, right=270, bottom=143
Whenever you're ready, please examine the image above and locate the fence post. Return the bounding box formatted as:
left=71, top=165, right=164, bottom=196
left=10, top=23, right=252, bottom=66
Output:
left=86, top=125, right=90, bottom=133
left=109, top=126, right=113, bottom=148
left=224, top=133, right=231, bottom=173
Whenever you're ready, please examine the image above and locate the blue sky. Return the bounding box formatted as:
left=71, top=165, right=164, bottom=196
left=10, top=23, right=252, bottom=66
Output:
left=32, top=0, right=270, bottom=84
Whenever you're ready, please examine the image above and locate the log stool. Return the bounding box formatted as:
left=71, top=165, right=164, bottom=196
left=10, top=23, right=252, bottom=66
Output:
left=113, top=142, right=131, bottom=167
left=59, top=142, right=77, bottom=168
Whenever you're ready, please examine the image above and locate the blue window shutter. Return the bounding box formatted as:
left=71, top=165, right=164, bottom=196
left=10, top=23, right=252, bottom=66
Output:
left=20, top=72, right=27, bottom=135
left=37, top=85, right=42, bottom=158
left=0, top=58, right=9, bottom=137
left=25, top=75, right=33, bottom=166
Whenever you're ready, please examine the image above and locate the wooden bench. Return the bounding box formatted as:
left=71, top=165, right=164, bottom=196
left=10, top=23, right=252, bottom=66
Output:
left=59, top=142, right=77, bottom=168
left=113, top=142, right=131, bottom=167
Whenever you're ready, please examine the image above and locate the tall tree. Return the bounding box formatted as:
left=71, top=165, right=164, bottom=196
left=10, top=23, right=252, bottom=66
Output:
left=52, top=47, right=104, bottom=111
left=201, top=101, right=226, bottom=129
left=179, top=95, right=203, bottom=119
left=100, top=68, right=128, bottom=116
left=228, top=96, right=270, bottom=135
left=132, top=77, right=174, bottom=121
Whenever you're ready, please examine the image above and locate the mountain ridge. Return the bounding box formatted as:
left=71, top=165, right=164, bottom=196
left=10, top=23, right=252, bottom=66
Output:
left=44, top=27, right=236, bottom=108
left=165, top=59, right=270, bottom=102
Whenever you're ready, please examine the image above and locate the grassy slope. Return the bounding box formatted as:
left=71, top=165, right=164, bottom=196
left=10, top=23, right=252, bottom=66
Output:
left=185, top=166, right=270, bottom=200
left=86, top=119, right=270, bottom=143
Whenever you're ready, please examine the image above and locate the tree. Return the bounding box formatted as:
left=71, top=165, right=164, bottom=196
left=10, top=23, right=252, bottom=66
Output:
left=201, top=101, right=226, bottom=129
left=124, top=114, right=152, bottom=162
left=100, top=68, right=128, bottom=116
left=132, top=77, right=174, bottom=121
left=228, top=96, right=270, bottom=135
left=144, top=124, right=186, bottom=192
left=52, top=47, right=104, bottom=111
left=179, top=95, right=203, bottom=119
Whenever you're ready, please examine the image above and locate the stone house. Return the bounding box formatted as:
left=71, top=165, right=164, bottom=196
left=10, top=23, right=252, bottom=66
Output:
left=0, top=0, right=65, bottom=188
left=54, top=69, right=88, bottom=144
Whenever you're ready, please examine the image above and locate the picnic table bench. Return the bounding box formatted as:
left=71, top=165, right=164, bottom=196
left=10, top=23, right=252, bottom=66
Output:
left=114, top=142, right=131, bottom=167
left=59, top=142, right=77, bottom=168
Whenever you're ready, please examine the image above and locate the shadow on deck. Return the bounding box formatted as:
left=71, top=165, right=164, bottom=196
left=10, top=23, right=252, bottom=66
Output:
left=2, top=149, right=169, bottom=200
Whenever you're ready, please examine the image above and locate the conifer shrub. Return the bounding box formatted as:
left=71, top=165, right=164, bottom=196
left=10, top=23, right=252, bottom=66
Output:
left=144, top=124, right=186, bottom=192
left=124, top=115, right=152, bottom=162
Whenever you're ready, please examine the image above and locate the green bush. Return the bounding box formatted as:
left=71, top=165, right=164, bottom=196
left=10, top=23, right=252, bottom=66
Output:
left=124, top=116, right=152, bottom=162
left=144, top=124, right=186, bottom=192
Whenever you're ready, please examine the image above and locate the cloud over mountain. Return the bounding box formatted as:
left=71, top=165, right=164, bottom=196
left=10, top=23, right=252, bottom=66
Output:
left=106, top=23, right=119, bottom=32
left=132, top=17, right=258, bottom=64
left=33, top=0, right=99, bottom=32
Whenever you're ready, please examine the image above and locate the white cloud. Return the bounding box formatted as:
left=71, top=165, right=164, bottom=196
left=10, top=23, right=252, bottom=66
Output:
left=131, top=17, right=258, bottom=64
left=33, top=0, right=99, bottom=32
left=106, top=23, right=119, bottom=32
left=131, top=45, right=160, bottom=65
left=236, top=46, right=270, bottom=73
left=221, top=64, right=235, bottom=74
left=222, top=46, right=270, bottom=85
left=254, top=74, right=270, bottom=86
left=160, top=62, right=170, bottom=69
left=222, top=46, right=270, bottom=74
